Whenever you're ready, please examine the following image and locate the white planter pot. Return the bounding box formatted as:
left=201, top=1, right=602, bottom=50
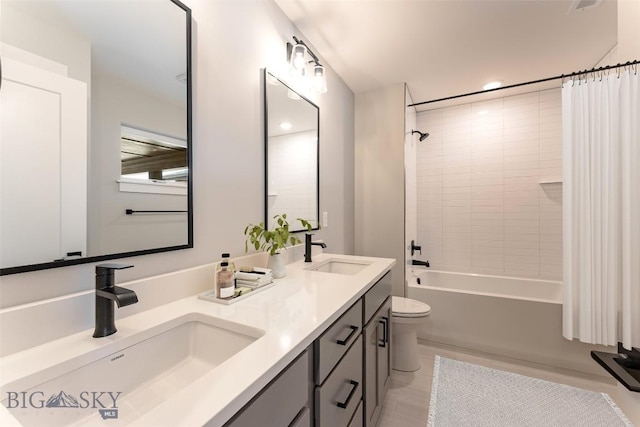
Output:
left=268, top=253, right=286, bottom=279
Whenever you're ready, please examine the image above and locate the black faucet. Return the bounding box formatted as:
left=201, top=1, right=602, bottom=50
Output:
left=410, top=240, right=422, bottom=256
left=93, top=263, right=138, bottom=338
left=305, top=233, right=327, bottom=263
left=412, top=259, right=430, bottom=268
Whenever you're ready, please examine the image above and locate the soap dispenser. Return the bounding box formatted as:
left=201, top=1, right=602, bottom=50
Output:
left=216, top=262, right=235, bottom=299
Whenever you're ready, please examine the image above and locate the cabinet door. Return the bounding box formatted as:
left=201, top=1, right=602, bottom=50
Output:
left=377, top=298, right=392, bottom=401
left=363, top=297, right=392, bottom=427
left=363, top=318, right=380, bottom=426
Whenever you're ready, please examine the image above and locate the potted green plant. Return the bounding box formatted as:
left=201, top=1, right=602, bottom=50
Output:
left=244, top=214, right=312, bottom=278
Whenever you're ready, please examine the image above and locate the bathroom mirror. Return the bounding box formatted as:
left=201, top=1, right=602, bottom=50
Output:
left=264, top=70, right=320, bottom=232
left=0, top=0, right=192, bottom=275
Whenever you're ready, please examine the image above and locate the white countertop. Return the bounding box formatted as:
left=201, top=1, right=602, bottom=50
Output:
left=0, top=254, right=395, bottom=427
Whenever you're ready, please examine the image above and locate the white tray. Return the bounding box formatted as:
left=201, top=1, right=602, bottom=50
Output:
left=197, top=282, right=275, bottom=305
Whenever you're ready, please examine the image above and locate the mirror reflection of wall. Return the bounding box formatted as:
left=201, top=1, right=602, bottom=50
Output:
left=265, top=71, right=319, bottom=231
left=0, top=0, right=191, bottom=273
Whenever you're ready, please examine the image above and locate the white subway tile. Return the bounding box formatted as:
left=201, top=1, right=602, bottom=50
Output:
left=505, top=225, right=540, bottom=235
left=504, top=212, right=539, bottom=220
left=504, top=168, right=540, bottom=178
left=504, top=190, right=540, bottom=201
left=505, top=232, right=539, bottom=242
left=504, top=239, right=540, bottom=249
left=472, top=198, right=505, bottom=207
left=473, top=232, right=505, bottom=241
left=472, top=177, right=505, bottom=186
left=472, top=205, right=504, bottom=213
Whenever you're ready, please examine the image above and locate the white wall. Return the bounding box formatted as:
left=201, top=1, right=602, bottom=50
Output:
left=88, top=69, right=188, bottom=255
left=618, top=0, right=640, bottom=64
left=0, top=1, right=355, bottom=313
left=355, top=84, right=406, bottom=296
left=0, top=2, right=91, bottom=84
left=416, top=89, right=563, bottom=280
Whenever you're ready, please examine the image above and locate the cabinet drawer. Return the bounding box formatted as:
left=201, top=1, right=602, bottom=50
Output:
left=225, top=350, right=310, bottom=427
left=315, top=300, right=362, bottom=384
left=315, top=335, right=363, bottom=427
left=348, top=400, right=363, bottom=427
left=363, top=271, right=391, bottom=324
left=290, top=407, right=311, bottom=427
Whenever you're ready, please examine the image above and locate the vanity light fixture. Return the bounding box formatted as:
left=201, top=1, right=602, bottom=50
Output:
left=286, top=36, right=328, bottom=94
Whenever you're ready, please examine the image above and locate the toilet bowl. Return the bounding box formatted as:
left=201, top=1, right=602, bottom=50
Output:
left=391, top=296, right=431, bottom=372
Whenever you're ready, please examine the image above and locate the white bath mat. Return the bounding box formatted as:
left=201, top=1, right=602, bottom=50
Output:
left=427, top=356, right=633, bottom=427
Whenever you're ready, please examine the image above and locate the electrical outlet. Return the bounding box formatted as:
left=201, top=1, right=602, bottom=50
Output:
left=322, top=211, right=328, bottom=228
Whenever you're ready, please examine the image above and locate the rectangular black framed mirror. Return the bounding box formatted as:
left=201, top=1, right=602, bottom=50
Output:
left=263, top=70, right=320, bottom=232
left=0, top=0, right=193, bottom=275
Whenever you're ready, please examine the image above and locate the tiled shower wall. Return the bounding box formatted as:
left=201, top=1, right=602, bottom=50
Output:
left=415, top=89, right=562, bottom=280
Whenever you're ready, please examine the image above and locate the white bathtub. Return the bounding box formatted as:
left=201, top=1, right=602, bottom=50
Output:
left=406, top=268, right=613, bottom=377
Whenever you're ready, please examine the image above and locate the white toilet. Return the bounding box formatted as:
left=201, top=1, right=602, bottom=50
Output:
left=391, top=296, right=431, bottom=372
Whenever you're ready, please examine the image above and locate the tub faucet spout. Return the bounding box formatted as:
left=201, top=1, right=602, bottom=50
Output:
left=412, top=259, right=430, bottom=268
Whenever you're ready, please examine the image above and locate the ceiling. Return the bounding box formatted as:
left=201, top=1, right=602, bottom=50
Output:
left=275, top=0, right=618, bottom=111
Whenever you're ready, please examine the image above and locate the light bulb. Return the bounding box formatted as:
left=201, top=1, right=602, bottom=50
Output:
left=289, top=43, right=307, bottom=76
left=312, top=64, right=328, bottom=94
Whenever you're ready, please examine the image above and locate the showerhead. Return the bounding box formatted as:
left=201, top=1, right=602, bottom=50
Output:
left=412, top=129, right=430, bottom=141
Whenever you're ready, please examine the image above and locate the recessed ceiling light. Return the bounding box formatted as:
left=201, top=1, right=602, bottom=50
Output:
left=483, top=81, right=502, bottom=91
left=287, top=89, right=301, bottom=100
left=280, top=122, right=292, bottom=130
left=477, top=110, right=489, bottom=116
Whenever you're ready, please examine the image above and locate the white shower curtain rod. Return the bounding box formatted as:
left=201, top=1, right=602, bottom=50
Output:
left=408, top=59, right=640, bottom=108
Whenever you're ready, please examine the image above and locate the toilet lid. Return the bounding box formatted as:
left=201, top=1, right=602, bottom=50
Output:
left=392, top=296, right=431, bottom=317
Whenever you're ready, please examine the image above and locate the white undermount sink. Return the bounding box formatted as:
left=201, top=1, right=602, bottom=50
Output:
left=2, top=313, right=264, bottom=426
left=306, top=258, right=372, bottom=275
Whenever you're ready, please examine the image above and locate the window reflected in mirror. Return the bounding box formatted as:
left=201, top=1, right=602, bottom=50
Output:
left=120, top=125, right=188, bottom=182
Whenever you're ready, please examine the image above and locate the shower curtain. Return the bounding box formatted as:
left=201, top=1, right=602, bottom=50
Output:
left=562, top=68, right=640, bottom=349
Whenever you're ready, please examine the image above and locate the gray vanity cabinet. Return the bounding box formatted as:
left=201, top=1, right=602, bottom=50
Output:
left=363, top=273, right=392, bottom=427
left=225, top=270, right=392, bottom=427
left=222, top=349, right=312, bottom=427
